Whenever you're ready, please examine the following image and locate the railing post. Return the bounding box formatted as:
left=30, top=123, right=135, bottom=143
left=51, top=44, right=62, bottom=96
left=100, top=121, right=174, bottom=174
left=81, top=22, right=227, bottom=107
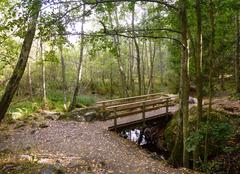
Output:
left=166, top=98, right=169, bottom=113
left=142, top=101, right=146, bottom=126
left=114, top=107, right=117, bottom=129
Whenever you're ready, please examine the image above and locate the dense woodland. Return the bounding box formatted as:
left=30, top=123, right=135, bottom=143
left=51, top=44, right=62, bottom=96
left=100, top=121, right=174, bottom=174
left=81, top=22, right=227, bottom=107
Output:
left=0, top=0, right=240, bottom=173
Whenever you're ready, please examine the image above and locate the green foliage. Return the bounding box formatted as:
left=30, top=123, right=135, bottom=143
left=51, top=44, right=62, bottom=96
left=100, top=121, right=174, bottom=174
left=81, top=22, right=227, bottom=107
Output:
left=44, top=50, right=59, bottom=63
left=76, top=95, right=96, bottom=107
left=164, top=70, right=179, bottom=94
left=186, top=121, right=233, bottom=152
left=7, top=99, right=42, bottom=120
left=230, top=92, right=240, bottom=100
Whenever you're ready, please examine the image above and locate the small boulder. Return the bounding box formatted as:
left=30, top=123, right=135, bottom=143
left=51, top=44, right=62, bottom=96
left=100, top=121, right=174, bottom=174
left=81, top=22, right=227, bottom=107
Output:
left=83, top=111, right=97, bottom=122
left=189, top=96, right=197, bottom=104
left=39, top=123, right=49, bottom=129
left=14, top=122, right=26, bottom=129
left=40, top=165, right=64, bottom=174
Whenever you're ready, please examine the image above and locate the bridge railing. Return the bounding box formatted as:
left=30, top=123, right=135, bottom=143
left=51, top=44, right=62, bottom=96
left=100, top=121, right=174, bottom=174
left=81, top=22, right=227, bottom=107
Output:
left=104, top=97, right=174, bottom=127
left=96, top=92, right=168, bottom=107
left=75, top=93, right=176, bottom=126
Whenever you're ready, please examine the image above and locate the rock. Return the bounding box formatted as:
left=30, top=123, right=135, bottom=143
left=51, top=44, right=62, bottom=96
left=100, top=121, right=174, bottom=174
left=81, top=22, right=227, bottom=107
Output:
left=30, top=129, right=36, bottom=134
left=59, top=109, right=97, bottom=122
left=11, top=112, right=23, bottom=120
left=83, top=111, right=97, bottom=122
left=80, top=171, right=87, bottom=174
left=31, top=122, right=38, bottom=128
left=1, top=163, right=18, bottom=172
left=39, top=123, right=49, bottom=128
left=23, top=146, right=31, bottom=151
left=0, top=148, right=13, bottom=155
left=40, top=165, right=64, bottom=174
left=189, top=96, right=197, bottom=104
left=67, top=161, right=81, bottom=168
left=14, top=122, right=26, bottom=129
left=45, top=115, right=54, bottom=120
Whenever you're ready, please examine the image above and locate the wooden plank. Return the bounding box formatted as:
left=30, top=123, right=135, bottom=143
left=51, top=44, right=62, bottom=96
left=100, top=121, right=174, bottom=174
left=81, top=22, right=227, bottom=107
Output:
left=108, top=113, right=171, bottom=131
left=97, top=93, right=167, bottom=106
left=106, top=97, right=170, bottom=112
left=105, top=104, right=168, bottom=120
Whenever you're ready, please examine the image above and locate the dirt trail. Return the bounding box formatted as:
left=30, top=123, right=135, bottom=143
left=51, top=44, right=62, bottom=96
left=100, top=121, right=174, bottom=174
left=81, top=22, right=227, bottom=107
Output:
left=0, top=114, right=195, bottom=174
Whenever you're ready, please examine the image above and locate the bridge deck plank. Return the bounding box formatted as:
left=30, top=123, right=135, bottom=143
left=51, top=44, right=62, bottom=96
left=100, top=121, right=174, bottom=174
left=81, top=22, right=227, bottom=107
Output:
left=106, top=105, right=179, bottom=129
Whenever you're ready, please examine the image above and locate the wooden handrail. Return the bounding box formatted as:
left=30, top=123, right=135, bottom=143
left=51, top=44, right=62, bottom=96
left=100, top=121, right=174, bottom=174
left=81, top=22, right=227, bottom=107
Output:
left=97, top=92, right=167, bottom=105
left=105, top=105, right=168, bottom=120
left=106, top=97, right=170, bottom=112
left=73, top=94, right=176, bottom=127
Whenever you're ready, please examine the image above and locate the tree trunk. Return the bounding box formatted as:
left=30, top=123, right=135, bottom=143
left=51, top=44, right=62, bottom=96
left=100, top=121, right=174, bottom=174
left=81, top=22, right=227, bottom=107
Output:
left=204, top=0, right=215, bottom=164
left=141, top=41, right=146, bottom=94
left=40, top=39, right=47, bottom=108
left=132, top=4, right=142, bottom=95
left=27, top=62, right=33, bottom=100
left=235, top=10, right=240, bottom=93
left=129, top=39, right=135, bottom=96
left=108, top=9, right=129, bottom=97
left=0, top=0, right=41, bottom=121
left=148, top=41, right=156, bottom=94
left=159, top=44, right=164, bottom=85
left=193, top=0, right=203, bottom=168
left=68, top=4, right=85, bottom=111
left=110, top=62, right=113, bottom=99
left=60, top=45, right=67, bottom=111
left=179, top=0, right=190, bottom=167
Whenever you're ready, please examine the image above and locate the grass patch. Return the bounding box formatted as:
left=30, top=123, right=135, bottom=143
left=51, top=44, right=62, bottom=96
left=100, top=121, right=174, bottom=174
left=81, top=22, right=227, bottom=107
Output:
left=5, top=92, right=97, bottom=122
left=6, top=98, right=42, bottom=121
left=76, top=95, right=96, bottom=107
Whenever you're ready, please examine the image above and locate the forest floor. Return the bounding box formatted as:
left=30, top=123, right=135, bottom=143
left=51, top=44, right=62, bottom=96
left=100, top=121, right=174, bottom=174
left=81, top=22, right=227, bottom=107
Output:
left=0, top=110, right=197, bottom=174
left=0, top=95, right=239, bottom=174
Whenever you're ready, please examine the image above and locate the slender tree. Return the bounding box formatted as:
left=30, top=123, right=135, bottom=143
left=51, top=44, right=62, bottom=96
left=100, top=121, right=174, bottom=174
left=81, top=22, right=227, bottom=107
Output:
left=179, top=0, right=190, bottom=167
left=60, top=44, right=67, bottom=111
left=193, top=0, right=203, bottom=168
left=204, top=0, right=215, bottom=164
left=131, top=2, right=142, bottom=95
left=235, top=10, right=240, bottom=93
left=27, top=62, right=33, bottom=100
left=68, top=4, right=86, bottom=111
left=0, top=0, right=41, bottom=120
left=40, top=38, right=47, bottom=108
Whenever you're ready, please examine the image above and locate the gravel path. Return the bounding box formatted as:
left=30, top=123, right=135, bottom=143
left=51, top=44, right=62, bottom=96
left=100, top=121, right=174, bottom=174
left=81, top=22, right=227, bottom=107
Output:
left=0, top=115, right=195, bottom=174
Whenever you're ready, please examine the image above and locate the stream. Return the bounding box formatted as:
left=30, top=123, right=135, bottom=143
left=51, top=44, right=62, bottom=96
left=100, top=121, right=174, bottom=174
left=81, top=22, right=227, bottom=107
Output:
left=119, top=126, right=170, bottom=161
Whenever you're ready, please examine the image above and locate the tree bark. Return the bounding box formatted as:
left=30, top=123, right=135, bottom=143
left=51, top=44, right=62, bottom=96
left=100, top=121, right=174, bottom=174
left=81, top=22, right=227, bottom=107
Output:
left=40, top=39, right=47, bottom=108
left=179, top=0, right=190, bottom=167
left=108, top=9, right=129, bottom=97
left=204, top=0, right=215, bottom=164
left=132, top=4, right=142, bottom=95
left=0, top=0, right=41, bottom=121
left=60, top=45, right=67, bottom=111
left=193, top=0, right=203, bottom=168
left=68, top=4, right=85, bottom=111
left=129, top=39, right=135, bottom=96
left=235, top=10, right=240, bottom=93
left=148, top=41, right=156, bottom=94
left=141, top=41, right=146, bottom=94
left=27, top=62, right=33, bottom=100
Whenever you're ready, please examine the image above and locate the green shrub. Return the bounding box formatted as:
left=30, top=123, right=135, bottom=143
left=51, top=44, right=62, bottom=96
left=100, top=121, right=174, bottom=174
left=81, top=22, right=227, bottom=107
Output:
left=76, top=95, right=96, bottom=107
left=7, top=99, right=41, bottom=120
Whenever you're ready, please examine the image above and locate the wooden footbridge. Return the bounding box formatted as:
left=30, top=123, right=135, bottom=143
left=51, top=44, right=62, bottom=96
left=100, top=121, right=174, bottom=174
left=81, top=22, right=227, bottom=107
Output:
left=81, top=93, right=178, bottom=130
